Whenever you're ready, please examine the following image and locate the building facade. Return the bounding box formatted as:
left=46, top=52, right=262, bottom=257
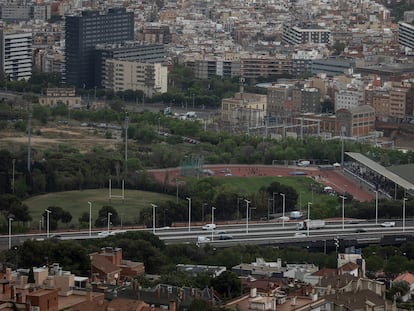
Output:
left=282, top=24, right=332, bottom=45
left=0, top=30, right=32, bottom=81
left=65, top=8, right=134, bottom=88
left=94, top=42, right=167, bottom=88
left=104, top=59, right=167, bottom=98
left=399, top=21, right=414, bottom=50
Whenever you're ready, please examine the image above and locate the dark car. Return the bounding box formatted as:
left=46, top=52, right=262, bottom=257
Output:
left=219, top=234, right=233, bottom=240
left=355, top=228, right=367, bottom=233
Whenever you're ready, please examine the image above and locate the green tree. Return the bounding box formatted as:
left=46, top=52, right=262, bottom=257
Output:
left=209, top=271, right=241, bottom=299
left=28, top=267, right=35, bottom=283
left=94, top=206, right=119, bottom=228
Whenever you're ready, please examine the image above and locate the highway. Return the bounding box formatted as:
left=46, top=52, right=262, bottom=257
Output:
left=1, top=219, right=413, bottom=250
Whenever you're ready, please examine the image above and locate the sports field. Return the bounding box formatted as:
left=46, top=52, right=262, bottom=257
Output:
left=24, top=189, right=173, bottom=229
left=24, top=173, right=340, bottom=230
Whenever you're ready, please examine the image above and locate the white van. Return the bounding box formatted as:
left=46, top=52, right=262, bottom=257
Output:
left=202, top=224, right=216, bottom=230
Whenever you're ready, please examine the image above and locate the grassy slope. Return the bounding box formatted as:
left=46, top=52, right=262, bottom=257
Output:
left=24, top=175, right=332, bottom=229
left=24, top=189, right=174, bottom=229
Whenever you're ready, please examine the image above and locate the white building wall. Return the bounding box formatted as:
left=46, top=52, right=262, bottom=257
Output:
left=104, top=59, right=167, bottom=98
left=1, top=31, right=32, bottom=81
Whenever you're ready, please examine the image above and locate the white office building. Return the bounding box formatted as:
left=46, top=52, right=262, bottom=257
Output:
left=0, top=30, right=32, bottom=81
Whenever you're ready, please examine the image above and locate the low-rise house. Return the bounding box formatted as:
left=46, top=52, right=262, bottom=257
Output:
left=393, top=272, right=414, bottom=302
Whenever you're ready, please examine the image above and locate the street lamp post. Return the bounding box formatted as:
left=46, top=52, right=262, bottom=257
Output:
left=107, top=212, right=112, bottom=233
left=211, top=206, right=216, bottom=241
left=280, top=193, right=286, bottom=227
left=202, top=203, right=207, bottom=223
left=45, top=209, right=51, bottom=239
left=237, top=197, right=243, bottom=220
left=403, top=198, right=408, bottom=232
left=244, top=199, right=251, bottom=234
left=307, top=202, right=312, bottom=237
left=8, top=217, right=13, bottom=249
left=374, top=190, right=378, bottom=225
left=340, top=195, right=347, bottom=230
left=88, top=201, right=92, bottom=237
left=186, top=197, right=191, bottom=232
left=151, top=204, right=157, bottom=234
left=267, top=199, right=273, bottom=221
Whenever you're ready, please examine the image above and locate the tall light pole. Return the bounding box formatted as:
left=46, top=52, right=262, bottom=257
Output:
left=307, top=202, right=312, bottom=237
left=340, top=195, right=347, bottom=230
left=45, top=209, right=51, bottom=239
left=280, top=193, right=286, bottom=227
left=186, top=197, right=191, bottom=232
left=403, top=198, right=408, bottom=232
left=107, top=212, right=112, bottom=233
left=211, top=206, right=216, bottom=241
left=267, top=199, right=273, bottom=221
left=245, top=199, right=251, bottom=234
left=8, top=217, right=13, bottom=249
left=374, top=190, right=379, bottom=225
left=151, top=204, right=157, bottom=234
left=88, top=201, right=92, bottom=237
left=237, top=197, right=243, bottom=220
left=202, top=203, right=207, bottom=223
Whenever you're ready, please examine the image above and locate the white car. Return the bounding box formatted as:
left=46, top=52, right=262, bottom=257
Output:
left=381, top=221, right=395, bottom=227
left=202, top=224, right=216, bottom=230
left=294, top=232, right=307, bottom=237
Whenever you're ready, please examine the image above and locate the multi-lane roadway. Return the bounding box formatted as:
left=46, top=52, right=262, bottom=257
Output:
left=0, top=219, right=412, bottom=250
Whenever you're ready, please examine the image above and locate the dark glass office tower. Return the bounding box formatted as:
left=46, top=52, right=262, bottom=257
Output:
left=65, top=8, right=134, bottom=88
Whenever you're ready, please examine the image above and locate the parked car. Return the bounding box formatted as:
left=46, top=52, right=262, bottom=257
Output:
left=202, top=224, right=216, bottom=230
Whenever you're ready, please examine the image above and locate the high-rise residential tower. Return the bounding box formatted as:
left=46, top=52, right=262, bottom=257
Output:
left=0, top=30, right=32, bottom=81
left=64, top=8, right=134, bottom=88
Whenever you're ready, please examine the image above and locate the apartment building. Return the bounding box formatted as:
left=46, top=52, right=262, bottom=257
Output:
left=0, top=30, right=32, bottom=81
left=136, top=25, right=173, bottom=44
left=94, top=42, right=167, bottom=88
left=65, top=8, right=134, bottom=88
left=267, top=83, right=294, bottom=116
left=292, top=87, right=321, bottom=113
left=335, top=89, right=364, bottom=111
left=398, top=21, right=414, bottom=50
left=282, top=24, right=332, bottom=45
left=104, top=59, right=167, bottom=98
left=371, top=90, right=390, bottom=121
left=389, top=85, right=409, bottom=120
left=240, top=55, right=291, bottom=79
left=193, top=58, right=240, bottom=79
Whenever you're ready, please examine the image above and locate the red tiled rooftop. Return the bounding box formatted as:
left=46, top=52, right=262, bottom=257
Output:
left=394, top=272, right=414, bottom=284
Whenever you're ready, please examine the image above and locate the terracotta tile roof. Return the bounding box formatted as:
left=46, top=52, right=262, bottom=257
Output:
left=92, top=255, right=121, bottom=274
left=69, top=297, right=151, bottom=311
left=325, top=289, right=386, bottom=309
left=316, top=273, right=357, bottom=288
left=394, top=272, right=414, bottom=284
left=311, top=268, right=337, bottom=277
left=340, top=262, right=359, bottom=272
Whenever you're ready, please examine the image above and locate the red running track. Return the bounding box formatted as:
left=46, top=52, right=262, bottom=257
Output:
left=148, top=164, right=374, bottom=202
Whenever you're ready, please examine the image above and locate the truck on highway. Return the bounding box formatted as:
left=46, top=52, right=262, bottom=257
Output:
left=297, top=219, right=326, bottom=230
